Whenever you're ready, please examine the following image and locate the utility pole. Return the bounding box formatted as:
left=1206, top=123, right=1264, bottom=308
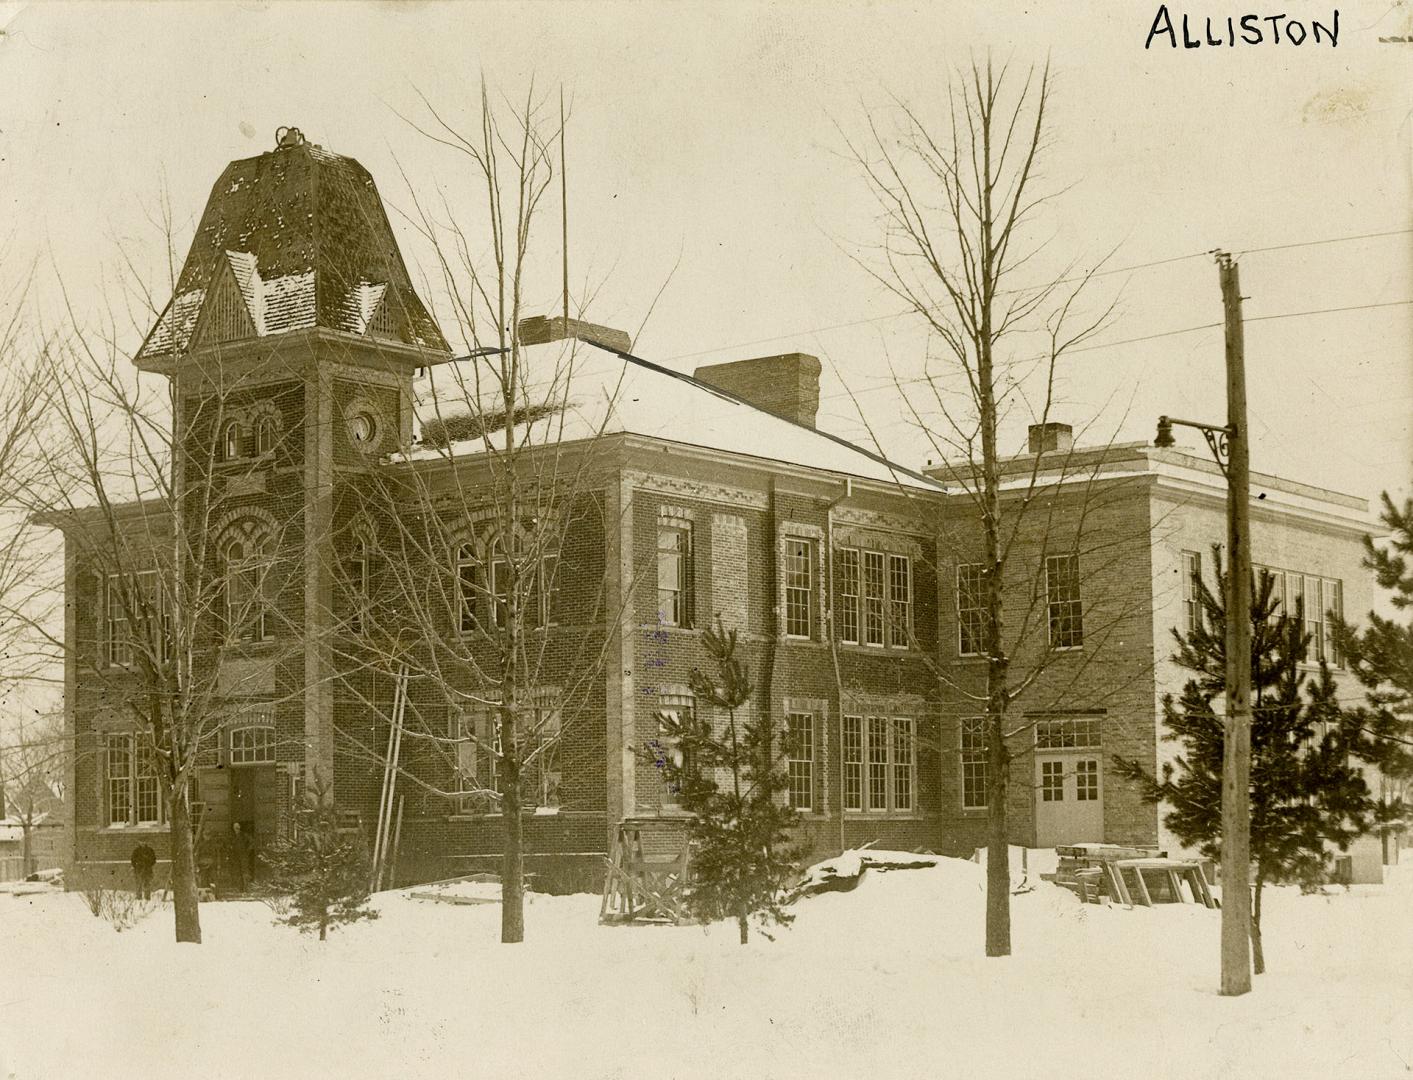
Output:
left=1217, top=252, right=1253, bottom=997
left=1153, top=250, right=1253, bottom=995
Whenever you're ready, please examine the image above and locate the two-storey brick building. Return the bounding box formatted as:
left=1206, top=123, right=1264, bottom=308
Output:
left=51, top=131, right=1381, bottom=892
left=924, top=427, right=1382, bottom=881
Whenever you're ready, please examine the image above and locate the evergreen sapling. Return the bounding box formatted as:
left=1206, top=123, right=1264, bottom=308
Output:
left=1114, top=549, right=1371, bottom=974
left=657, top=621, right=805, bottom=943
left=261, top=775, right=379, bottom=941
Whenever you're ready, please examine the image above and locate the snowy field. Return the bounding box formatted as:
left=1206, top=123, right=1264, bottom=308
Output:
left=3, top=854, right=1409, bottom=1080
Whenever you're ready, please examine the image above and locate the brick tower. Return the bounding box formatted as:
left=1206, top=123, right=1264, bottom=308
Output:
left=133, top=127, right=449, bottom=842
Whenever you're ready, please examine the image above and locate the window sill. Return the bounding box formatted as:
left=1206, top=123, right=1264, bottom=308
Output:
left=838, top=642, right=918, bottom=656
left=447, top=808, right=568, bottom=822
left=841, top=811, right=926, bottom=821
left=1048, top=645, right=1085, bottom=653
left=100, top=824, right=167, bottom=833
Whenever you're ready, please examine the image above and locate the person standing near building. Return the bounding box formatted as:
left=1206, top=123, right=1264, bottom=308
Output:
left=130, top=842, right=156, bottom=900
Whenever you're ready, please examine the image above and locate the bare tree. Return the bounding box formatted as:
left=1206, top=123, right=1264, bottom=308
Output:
left=0, top=708, right=66, bottom=879
left=17, top=326, right=306, bottom=943
left=0, top=273, right=51, bottom=705
left=334, top=82, right=631, bottom=944
left=844, top=58, right=1138, bottom=957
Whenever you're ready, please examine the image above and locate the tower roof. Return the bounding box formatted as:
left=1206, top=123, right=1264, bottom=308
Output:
left=137, top=128, right=449, bottom=362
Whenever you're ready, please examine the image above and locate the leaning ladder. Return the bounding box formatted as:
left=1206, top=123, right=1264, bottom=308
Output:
left=370, top=664, right=409, bottom=891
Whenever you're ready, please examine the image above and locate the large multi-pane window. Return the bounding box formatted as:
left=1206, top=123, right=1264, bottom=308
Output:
left=450, top=694, right=559, bottom=812
left=451, top=707, right=499, bottom=814
left=106, top=575, right=133, bottom=667
left=1325, top=579, right=1343, bottom=666
left=957, top=563, right=986, bottom=656
left=960, top=717, right=988, bottom=810
left=106, top=570, right=168, bottom=668
left=255, top=415, right=277, bottom=457
left=843, top=715, right=915, bottom=813
left=225, top=536, right=271, bottom=642
left=842, top=715, right=864, bottom=811
left=105, top=733, right=164, bottom=827
left=106, top=734, right=132, bottom=825
left=459, top=538, right=557, bottom=634
left=785, top=712, right=814, bottom=811
left=655, top=692, right=696, bottom=810
left=456, top=544, right=480, bottom=635
left=524, top=695, right=562, bottom=810
left=1181, top=550, right=1203, bottom=635
left=1255, top=564, right=1344, bottom=667
left=838, top=547, right=913, bottom=649
left=784, top=538, right=815, bottom=638
left=862, top=551, right=886, bottom=646
left=532, top=555, right=558, bottom=629
left=230, top=723, right=275, bottom=764
left=867, top=717, right=889, bottom=811
left=1045, top=554, right=1084, bottom=649
left=221, top=420, right=245, bottom=461
left=1033, top=716, right=1101, bottom=750
left=346, top=540, right=369, bottom=636
left=839, top=549, right=860, bottom=645
left=888, top=555, right=912, bottom=648
left=892, top=717, right=915, bottom=812
left=1303, top=575, right=1323, bottom=663
left=657, top=525, right=692, bottom=628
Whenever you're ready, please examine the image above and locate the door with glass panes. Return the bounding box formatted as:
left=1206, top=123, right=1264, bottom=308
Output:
left=1032, top=717, right=1104, bottom=847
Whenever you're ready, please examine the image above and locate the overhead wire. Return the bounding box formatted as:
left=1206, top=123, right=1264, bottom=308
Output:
left=660, top=225, right=1413, bottom=366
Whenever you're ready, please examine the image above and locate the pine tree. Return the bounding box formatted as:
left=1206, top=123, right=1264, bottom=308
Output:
left=1114, top=549, right=1371, bottom=974
left=261, top=777, right=379, bottom=941
left=657, top=621, right=805, bottom=944
left=1334, top=493, right=1413, bottom=863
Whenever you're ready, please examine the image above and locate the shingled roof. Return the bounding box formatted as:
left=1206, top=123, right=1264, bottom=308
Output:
left=137, top=130, right=448, bottom=361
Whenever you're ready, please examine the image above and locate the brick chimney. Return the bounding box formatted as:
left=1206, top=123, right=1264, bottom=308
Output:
left=693, top=352, right=822, bottom=429
left=517, top=315, right=631, bottom=354
left=1028, top=422, right=1074, bottom=455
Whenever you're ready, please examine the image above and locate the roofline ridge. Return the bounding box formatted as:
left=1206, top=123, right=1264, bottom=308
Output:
left=448, top=338, right=942, bottom=490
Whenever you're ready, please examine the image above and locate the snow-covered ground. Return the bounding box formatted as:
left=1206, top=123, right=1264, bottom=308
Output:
left=3, top=855, right=1409, bottom=1080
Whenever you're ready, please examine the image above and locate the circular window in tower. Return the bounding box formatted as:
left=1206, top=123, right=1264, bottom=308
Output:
left=348, top=411, right=377, bottom=446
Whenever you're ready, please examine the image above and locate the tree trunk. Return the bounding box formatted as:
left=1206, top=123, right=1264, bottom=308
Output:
left=21, top=821, right=34, bottom=880
left=985, top=712, right=1011, bottom=958
left=1250, top=872, right=1265, bottom=976
left=738, top=907, right=749, bottom=945
left=167, top=793, right=202, bottom=944
left=500, top=770, right=525, bottom=944
left=319, top=915, right=328, bottom=942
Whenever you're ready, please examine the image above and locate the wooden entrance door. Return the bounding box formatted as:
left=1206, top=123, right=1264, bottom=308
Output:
left=230, top=764, right=278, bottom=878
left=1034, top=754, right=1104, bottom=847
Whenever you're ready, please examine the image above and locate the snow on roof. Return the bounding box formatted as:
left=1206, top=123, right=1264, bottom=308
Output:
left=405, top=339, right=942, bottom=492
left=136, top=138, right=448, bottom=360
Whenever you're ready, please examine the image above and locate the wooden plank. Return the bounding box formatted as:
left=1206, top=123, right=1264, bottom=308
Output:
left=1129, top=865, right=1153, bottom=906
left=1105, top=861, right=1132, bottom=906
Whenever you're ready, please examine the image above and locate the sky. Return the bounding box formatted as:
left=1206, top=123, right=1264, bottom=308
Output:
left=0, top=0, right=1408, bottom=511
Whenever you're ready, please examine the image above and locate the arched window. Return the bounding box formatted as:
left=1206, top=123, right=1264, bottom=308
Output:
left=346, top=537, right=369, bottom=635
left=224, top=535, right=270, bottom=642
left=255, top=415, right=277, bottom=457
left=230, top=723, right=275, bottom=765
left=222, top=420, right=245, bottom=461
left=456, top=543, right=479, bottom=635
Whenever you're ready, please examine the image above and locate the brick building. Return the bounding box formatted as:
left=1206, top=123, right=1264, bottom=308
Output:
left=49, top=132, right=1380, bottom=891
left=924, top=428, right=1382, bottom=881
